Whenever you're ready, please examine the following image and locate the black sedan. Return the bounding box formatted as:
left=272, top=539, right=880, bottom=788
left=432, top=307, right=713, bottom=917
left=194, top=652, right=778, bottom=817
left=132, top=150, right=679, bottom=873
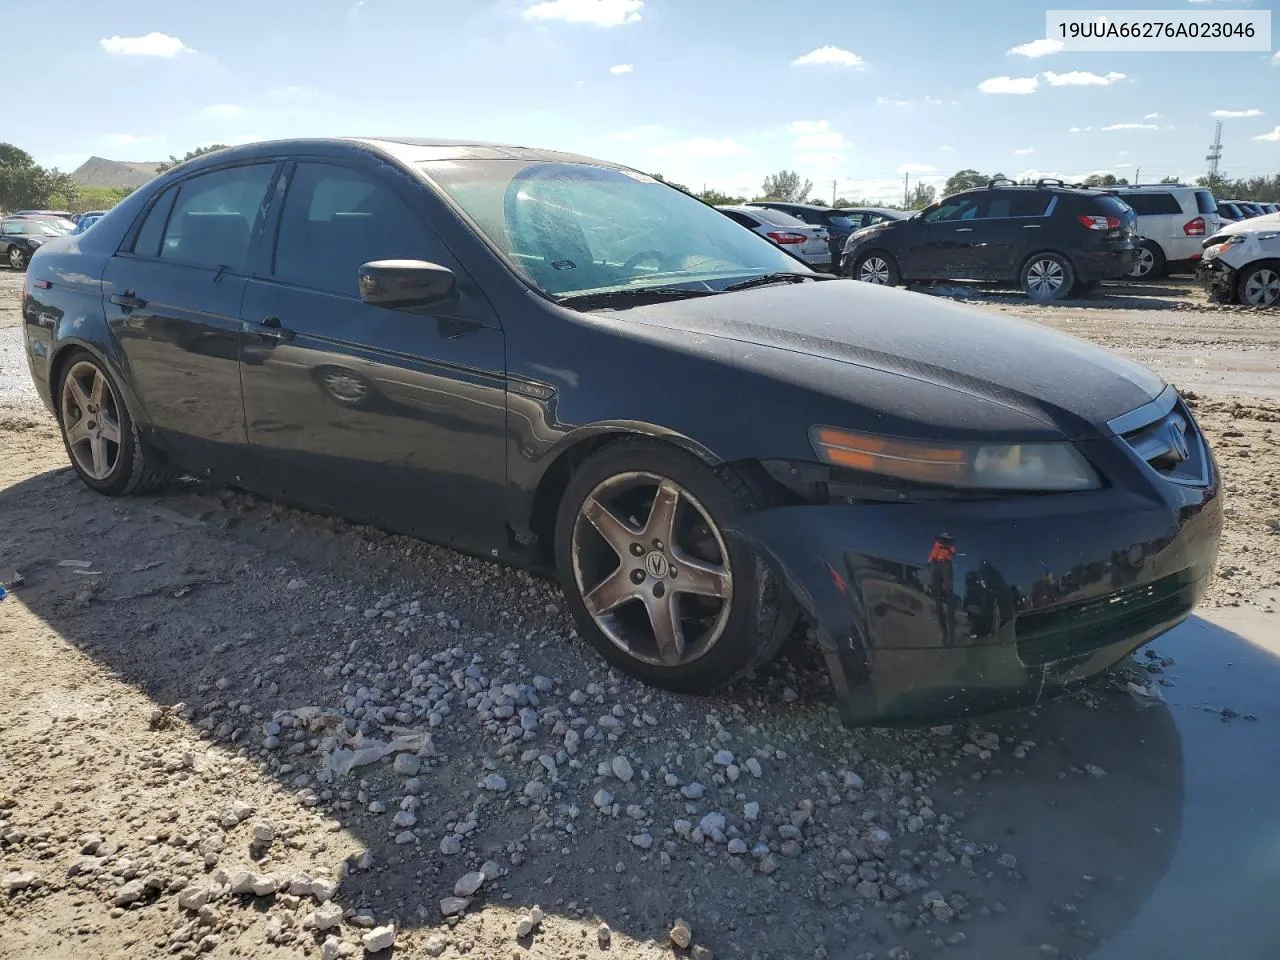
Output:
left=21, top=137, right=1222, bottom=725
left=2, top=216, right=62, bottom=270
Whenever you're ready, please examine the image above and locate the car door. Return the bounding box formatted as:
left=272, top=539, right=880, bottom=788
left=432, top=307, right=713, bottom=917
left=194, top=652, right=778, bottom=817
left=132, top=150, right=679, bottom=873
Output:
left=972, top=192, right=1052, bottom=280
left=238, top=159, right=507, bottom=555
left=907, top=196, right=987, bottom=279
left=102, top=161, right=280, bottom=481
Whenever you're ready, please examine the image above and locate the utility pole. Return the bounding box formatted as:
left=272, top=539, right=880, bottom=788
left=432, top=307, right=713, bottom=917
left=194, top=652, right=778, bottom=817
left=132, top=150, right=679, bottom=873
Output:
left=1206, top=121, right=1223, bottom=182
left=903, top=172, right=910, bottom=208
left=1134, top=166, right=1140, bottom=184
left=831, top=179, right=838, bottom=206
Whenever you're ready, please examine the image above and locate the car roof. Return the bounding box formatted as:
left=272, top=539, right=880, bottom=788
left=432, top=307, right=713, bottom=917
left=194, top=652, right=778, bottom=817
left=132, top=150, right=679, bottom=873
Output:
left=836, top=207, right=904, bottom=215
left=744, top=201, right=832, bottom=212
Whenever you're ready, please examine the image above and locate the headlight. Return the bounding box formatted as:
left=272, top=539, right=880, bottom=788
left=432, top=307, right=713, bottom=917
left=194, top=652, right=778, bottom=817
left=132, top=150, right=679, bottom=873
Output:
left=810, top=426, right=1100, bottom=491
left=27, top=237, right=46, bottom=248
left=1203, top=235, right=1241, bottom=260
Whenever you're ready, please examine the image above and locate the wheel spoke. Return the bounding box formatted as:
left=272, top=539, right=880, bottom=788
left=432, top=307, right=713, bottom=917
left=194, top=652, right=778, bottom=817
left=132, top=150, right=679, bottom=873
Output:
left=67, top=374, right=90, bottom=412
left=645, top=593, right=685, bottom=665
left=66, top=415, right=91, bottom=445
left=99, top=413, right=121, bottom=445
left=581, top=496, right=640, bottom=556
left=583, top=567, right=636, bottom=617
left=90, top=372, right=106, bottom=409
left=643, top=480, right=680, bottom=546
left=89, top=435, right=107, bottom=478
left=672, top=550, right=731, bottom=600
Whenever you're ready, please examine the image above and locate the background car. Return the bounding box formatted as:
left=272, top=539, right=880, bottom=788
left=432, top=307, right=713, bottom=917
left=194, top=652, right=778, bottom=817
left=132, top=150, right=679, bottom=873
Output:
left=1103, top=184, right=1219, bottom=280
left=744, top=201, right=856, bottom=272
left=71, top=211, right=108, bottom=234
left=14, top=208, right=74, bottom=221
left=838, top=207, right=909, bottom=230
left=1216, top=201, right=1246, bottom=222
left=1199, top=212, right=1280, bottom=307
left=717, top=204, right=831, bottom=269
left=1, top=216, right=60, bottom=270
left=842, top=179, right=1137, bottom=300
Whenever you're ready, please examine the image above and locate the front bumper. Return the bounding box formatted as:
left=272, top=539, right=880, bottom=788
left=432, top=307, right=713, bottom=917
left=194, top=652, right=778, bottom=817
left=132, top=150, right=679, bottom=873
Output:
left=729, top=456, right=1221, bottom=726
left=1198, top=257, right=1235, bottom=299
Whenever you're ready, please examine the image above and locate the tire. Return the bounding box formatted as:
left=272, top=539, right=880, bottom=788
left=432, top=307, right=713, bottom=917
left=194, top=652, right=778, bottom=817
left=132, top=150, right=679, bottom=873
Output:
left=55, top=349, right=171, bottom=496
left=1127, top=240, right=1166, bottom=281
left=1236, top=260, right=1280, bottom=308
left=554, top=438, right=796, bottom=693
left=852, top=251, right=900, bottom=286
left=6, top=245, right=27, bottom=271
left=1021, top=252, right=1075, bottom=302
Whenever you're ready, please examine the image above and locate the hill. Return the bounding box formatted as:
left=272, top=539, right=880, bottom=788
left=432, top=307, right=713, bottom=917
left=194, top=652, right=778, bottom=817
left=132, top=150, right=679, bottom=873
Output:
left=71, top=156, right=161, bottom=190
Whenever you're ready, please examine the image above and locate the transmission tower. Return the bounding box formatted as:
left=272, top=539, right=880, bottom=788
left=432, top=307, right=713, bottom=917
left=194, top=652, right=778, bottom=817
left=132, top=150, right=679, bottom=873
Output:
left=1206, top=121, right=1223, bottom=181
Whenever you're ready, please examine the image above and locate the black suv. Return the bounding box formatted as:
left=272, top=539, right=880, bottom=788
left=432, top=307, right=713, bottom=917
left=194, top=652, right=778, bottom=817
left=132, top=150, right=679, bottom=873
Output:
left=744, top=201, right=856, bottom=272
left=841, top=180, right=1138, bottom=300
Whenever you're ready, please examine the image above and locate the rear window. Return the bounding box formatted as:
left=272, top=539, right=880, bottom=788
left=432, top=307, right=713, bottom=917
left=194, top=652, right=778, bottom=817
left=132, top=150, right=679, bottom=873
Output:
left=986, top=192, right=1051, bottom=218
left=1116, top=192, right=1182, bottom=216
left=1195, top=190, right=1217, bottom=215
left=1089, top=195, right=1134, bottom=219
left=823, top=214, right=855, bottom=230
left=752, top=207, right=807, bottom=227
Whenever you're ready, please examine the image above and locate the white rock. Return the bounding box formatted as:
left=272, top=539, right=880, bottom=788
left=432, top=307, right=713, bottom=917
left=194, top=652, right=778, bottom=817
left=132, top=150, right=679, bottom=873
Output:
left=669, top=919, right=693, bottom=950
left=529, top=905, right=543, bottom=925
left=593, top=788, right=614, bottom=809
left=598, top=923, right=612, bottom=947
left=681, top=782, right=705, bottom=800
left=439, top=835, right=461, bottom=856
left=631, top=833, right=654, bottom=849
left=251, top=874, right=280, bottom=897
left=699, top=812, right=726, bottom=834
left=362, top=924, right=396, bottom=952
left=515, top=916, right=534, bottom=938
left=311, top=877, right=340, bottom=902
left=229, top=870, right=256, bottom=895
left=480, top=860, right=503, bottom=881
left=321, top=936, right=343, bottom=960
left=611, top=756, right=634, bottom=782
left=745, top=758, right=763, bottom=778
left=843, top=771, right=865, bottom=790
left=252, top=821, right=275, bottom=845
left=114, top=879, right=146, bottom=906
left=393, top=754, right=421, bottom=776
left=313, top=901, right=344, bottom=930
left=178, top=885, right=210, bottom=911
left=743, top=801, right=760, bottom=822
left=454, top=871, right=486, bottom=897
left=392, top=811, right=417, bottom=829
left=424, top=935, right=447, bottom=957
left=482, top=774, right=508, bottom=792
left=440, top=896, right=469, bottom=917
left=713, top=750, right=734, bottom=766
left=727, top=838, right=748, bottom=855
left=221, top=801, right=254, bottom=829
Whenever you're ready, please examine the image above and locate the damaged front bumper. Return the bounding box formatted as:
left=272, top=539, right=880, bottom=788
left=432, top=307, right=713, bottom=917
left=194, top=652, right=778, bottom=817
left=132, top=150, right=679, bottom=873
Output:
left=1197, top=256, right=1235, bottom=300
left=728, top=474, right=1222, bottom=726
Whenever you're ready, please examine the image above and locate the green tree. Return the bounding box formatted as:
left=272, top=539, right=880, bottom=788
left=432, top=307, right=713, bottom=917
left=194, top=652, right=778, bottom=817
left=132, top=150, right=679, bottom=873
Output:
left=0, top=142, right=78, bottom=211
left=1082, top=173, right=1128, bottom=187
left=155, top=144, right=231, bottom=174
left=942, top=169, right=988, bottom=195
left=1159, top=176, right=1180, bottom=184
left=74, top=185, right=133, bottom=213
left=907, top=183, right=936, bottom=210
left=759, top=170, right=812, bottom=203
left=696, top=188, right=745, bottom=206
left=649, top=172, right=692, bottom=194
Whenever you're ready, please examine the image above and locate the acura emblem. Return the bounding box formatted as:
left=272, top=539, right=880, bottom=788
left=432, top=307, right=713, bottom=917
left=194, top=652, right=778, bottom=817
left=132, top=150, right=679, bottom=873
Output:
left=1166, top=418, right=1190, bottom=463
left=645, top=552, right=669, bottom=578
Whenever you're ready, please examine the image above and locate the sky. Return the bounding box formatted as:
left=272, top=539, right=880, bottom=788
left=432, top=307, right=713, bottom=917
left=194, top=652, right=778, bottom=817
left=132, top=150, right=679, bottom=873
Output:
left=7, top=0, right=1279, bottom=204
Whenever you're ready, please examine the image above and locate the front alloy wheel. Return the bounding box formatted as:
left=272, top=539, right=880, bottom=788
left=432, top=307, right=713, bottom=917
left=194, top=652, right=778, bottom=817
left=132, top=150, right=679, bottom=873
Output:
left=858, top=256, right=891, bottom=284
left=1240, top=264, right=1280, bottom=307
left=61, top=360, right=122, bottom=481
left=571, top=471, right=732, bottom=668
left=8, top=246, right=27, bottom=271
left=1022, top=254, right=1074, bottom=301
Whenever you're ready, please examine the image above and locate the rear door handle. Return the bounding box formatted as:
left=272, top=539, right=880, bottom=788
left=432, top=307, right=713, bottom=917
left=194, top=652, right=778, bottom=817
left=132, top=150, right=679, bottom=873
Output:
left=110, top=293, right=147, bottom=310
left=1023, top=224, right=1042, bottom=229
left=257, top=316, right=295, bottom=342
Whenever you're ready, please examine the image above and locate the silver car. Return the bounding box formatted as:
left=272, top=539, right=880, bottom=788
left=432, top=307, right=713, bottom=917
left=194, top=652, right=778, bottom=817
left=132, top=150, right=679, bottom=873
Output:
left=717, top=205, right=831, bottom=270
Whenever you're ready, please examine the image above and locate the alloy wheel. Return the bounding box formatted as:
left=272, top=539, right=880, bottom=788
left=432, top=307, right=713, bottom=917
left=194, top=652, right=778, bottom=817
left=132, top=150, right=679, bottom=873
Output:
left=8, top=247, right=24, bottom=269
left=1129, top=246, right=1154, bottom=278
left=1242, top=268, right=1280, bottom=307
left=1026, top=258, right=1066, bottom=297
left=61, top=361, right=122, bottom=481
left=323, top=370, right=368, bottom=404
left=570, top=471, right=733, bottom=667
left=858, top=256, right=890, bottom=284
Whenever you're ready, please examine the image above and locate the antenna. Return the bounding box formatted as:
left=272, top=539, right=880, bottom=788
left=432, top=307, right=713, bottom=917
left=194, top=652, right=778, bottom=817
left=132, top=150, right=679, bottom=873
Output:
left=1206, top=121, right=1223, bottom=181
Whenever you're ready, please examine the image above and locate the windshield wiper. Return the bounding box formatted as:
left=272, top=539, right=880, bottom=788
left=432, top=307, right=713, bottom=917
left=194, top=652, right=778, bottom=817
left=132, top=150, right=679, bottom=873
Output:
left=722, top=272, right=834, bottom=292
left=556, top=286, right=720, bottom=311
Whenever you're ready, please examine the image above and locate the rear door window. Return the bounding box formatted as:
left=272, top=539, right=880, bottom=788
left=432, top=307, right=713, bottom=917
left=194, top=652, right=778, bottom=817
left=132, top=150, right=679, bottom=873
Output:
left=1089, top=195, right=1133, bottom=219
left=925, top=197, right=984, bottom=222
left=160, top=164, right=276, bottom=271
left=131, top=187, right=178, bottom=257
left=1195, top=190, right=1218, bottom=215
left=721, top=210, right=759, bottom=228
left=1116, top=192, right=1182, bottom=216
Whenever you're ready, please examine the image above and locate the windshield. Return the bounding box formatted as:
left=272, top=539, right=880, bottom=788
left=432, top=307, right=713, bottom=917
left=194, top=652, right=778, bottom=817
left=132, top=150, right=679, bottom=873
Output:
left=421, top=160, right=803, bottom=299
left=823, top=214, right=856, bottom=230
left=3, top=220, right=61, bottom=236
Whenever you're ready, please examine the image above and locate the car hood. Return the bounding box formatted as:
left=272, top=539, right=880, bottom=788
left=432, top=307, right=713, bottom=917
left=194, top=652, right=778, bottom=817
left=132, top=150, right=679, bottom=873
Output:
left=619, top=280, right=1165, bottom=440
left=1205, top=211, right=1280, bottom=244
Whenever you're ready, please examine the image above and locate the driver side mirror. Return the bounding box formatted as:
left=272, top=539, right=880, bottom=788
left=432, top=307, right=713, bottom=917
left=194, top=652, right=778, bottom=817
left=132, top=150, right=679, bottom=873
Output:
left=358, top=260, right=456, bottom=309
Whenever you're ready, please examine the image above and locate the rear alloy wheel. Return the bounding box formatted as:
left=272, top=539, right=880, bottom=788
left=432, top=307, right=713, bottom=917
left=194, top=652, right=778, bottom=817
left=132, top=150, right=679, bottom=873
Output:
left=1127, top=240, right=1166, bottom=281
left=555, top=440, right=795, bottom=692
left=57, top=350, right=171, bottom=496
left=7, top=246, right=27, bottom=271
left=1238, top=262, right=1280, bottom=307
left=1021, top=253, right=1074, bottom=302
left=854, top=252, right=900, bottom=286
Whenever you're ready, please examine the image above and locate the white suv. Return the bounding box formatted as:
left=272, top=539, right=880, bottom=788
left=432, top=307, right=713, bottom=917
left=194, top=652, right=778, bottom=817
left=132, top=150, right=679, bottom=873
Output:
left=1104, top=184, right=1221, bottom=279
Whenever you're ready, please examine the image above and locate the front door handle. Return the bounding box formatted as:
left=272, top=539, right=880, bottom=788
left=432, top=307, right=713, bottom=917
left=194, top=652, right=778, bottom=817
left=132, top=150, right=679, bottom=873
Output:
left=257, top=316, right=295, bottom=342
left=1023, top=224, right=1042, bottom=229
left=110, top=293, right=147, bottom=310
left=954, top=227, right=974, bottom=233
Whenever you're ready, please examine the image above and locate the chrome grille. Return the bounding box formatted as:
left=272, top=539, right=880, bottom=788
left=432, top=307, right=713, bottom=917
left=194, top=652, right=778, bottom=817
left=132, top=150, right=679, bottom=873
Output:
left=1108, top=388, right=1211, bottom=486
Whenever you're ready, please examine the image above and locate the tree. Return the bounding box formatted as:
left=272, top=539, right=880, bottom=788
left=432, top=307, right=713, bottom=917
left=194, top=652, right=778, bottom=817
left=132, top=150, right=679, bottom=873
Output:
left=696, top=188, right=746, bottom=206
left=0, top=142, right=78, bottom=211
left=806, top=197, right=829, bottom=207
left=1082, top=173, right=1128, bottom=187
left=943, top=169, right=988, bottom=195
left=649, top=172, right=692, bottom=194
left=155, top=144, right=231, bottom=174
left=759, top=170, right=812, bottom=203
left=1160, top=176, right=1180, bottom=184
left=907, top=183, right=936, bottom=210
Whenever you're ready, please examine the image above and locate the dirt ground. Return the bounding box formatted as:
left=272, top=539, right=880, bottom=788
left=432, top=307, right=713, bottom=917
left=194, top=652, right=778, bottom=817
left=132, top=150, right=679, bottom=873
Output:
left=1, top=268, right=1278, bottom=960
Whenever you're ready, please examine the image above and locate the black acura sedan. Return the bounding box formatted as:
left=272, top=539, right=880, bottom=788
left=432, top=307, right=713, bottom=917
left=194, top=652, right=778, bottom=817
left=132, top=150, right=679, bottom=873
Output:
left=21, top=137, right=1222, bottom=725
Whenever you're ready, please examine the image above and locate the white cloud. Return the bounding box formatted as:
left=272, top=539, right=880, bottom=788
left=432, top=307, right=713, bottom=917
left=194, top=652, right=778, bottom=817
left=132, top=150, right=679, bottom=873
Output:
left=1144, top=112, right=1161, bottom=119
left=1101, top=122, right=1159, bottom=130
left=103, top=133, right=156, bottom=146
left=1014, top=148, right=1035, bottom=156
left=100, top=32, right=192, bottom=57
left=1254, top=126, right=1280, bottom=142
left=1118, top=150, right=1130, bottom=156
left=978, top=76, right=1039, bottom=94
left=609, top=63, right=633, bottom=74
left=200, top=104, right=247, bottom=119
left=897, top=162, right=936, bottom=174
left=785, top=120, right=847, bottom=151
left=1008, top=38, right=1064, bottom=57
left=875, top=95, right=945, bottom=107
left=271, top=85, right=318, bottom=100
left=791, top=46, right=866, bottom=69
left=940, top=145, right=954, bottom=152
left=523, top=0, right=641, bottom=25
left=1042, top=70, right=1126, bottom=86
left=1069, top=126, right=1093, bottom=133
left=1211, top=108, right=1262, bottom=118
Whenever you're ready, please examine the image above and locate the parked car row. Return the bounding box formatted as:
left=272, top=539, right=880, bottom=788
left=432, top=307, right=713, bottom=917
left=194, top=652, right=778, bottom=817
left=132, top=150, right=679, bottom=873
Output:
left=1, top=208, right=113, bottom=268
left=1199, top=209, right=1280, bottom=307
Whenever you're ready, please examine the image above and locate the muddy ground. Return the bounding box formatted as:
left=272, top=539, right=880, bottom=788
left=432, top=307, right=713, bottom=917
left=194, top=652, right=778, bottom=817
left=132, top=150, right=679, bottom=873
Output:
left=1, top=268, right=1278, bottom=960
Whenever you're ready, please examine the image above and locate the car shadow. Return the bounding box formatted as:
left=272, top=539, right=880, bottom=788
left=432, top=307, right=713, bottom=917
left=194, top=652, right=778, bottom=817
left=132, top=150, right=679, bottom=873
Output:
left=1, top=461, right=1276, bottom=957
